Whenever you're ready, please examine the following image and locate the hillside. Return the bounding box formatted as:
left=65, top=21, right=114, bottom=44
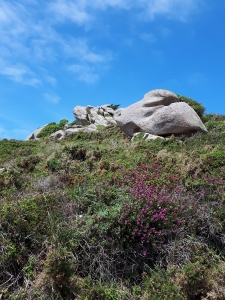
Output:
left=0, top=97, right=225, bottom=299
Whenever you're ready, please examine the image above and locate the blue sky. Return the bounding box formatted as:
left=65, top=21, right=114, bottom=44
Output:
left=0, top=0, right=225, bottom=140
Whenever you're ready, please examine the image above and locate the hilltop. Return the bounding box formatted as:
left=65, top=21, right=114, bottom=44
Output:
left=0, top=94, right=225, bottom=299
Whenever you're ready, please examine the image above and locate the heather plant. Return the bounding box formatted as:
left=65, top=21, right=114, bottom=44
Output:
left=73, top=166, right=183, bottom=280
left=110, top=177, right=181, bottom=254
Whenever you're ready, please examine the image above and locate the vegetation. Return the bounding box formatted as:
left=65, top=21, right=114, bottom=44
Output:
left=110, top=104, right=120, bottom=110
left=1, top=96, right=225, bottom=299
left=37, top=119, right=68, bottom=138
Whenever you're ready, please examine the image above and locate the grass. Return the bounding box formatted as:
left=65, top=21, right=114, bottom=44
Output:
left=0, top=112, right=225, bottom=299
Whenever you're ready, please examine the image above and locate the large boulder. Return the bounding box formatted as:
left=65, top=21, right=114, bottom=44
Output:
left=73, top=106, right=88, bottom=125
left=114, top=89, right=207, bottom=136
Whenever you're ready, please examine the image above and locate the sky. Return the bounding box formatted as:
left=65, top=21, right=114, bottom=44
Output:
left=0, top=0, right=225, bottom=140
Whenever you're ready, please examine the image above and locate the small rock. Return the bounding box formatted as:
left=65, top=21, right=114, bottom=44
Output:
left=132, top=132, right=164, bottom=142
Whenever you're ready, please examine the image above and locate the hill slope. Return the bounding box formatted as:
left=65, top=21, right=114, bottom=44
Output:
left=1, top=109, right=225, bottom=299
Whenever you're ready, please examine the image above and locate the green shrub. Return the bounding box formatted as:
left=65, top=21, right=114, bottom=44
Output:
left=202, top=113, right=225, bottom=123
left=203, top=149, right=225, bottom=170
left=69, top=120, right=77, bottom=126
left=44, top=248, right=76, bottom=298
left=205, top=120, right=225, bottom=132
left=16, top=155, right=41, bottom=172
left=47, top=158, right=62, bottom=172
left=37, top=119, right=68, bottom=138
left=0, top=139, right=38, bottom=164
left=143, top=267, right=184, bottom=300
left=110, top=104, right=120, bottom=110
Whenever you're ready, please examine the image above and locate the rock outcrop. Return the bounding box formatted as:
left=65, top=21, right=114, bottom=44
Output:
left=114, top=89, right=207, bottom=136
left=25, top=90, right=208, bottom=141
left=25, top=124, right=48, bottom=141
left=73, top=104, right=116, bottom=126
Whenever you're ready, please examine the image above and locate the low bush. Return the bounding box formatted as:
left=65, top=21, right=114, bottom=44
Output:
left=37, top=119, right=68, bottom=138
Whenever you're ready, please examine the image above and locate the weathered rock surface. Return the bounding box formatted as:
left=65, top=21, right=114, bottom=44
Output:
left=73, top=104, right=115, bottom=126
left=73, top=106, right=88, bottom=125
left=50, top=130, right=65, bottom=140
left=25, top=124, right=48, bottom=141
left=132, top=132, right=164, bottom=142
left=114, top=89, right=207, bottom=136
left=64, top=128, right=85, bottom=136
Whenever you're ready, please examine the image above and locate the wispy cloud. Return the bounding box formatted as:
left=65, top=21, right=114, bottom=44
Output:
left=0, top=0, right=113, bottom=85
left=0, top=0, right=203, bottom=86
left=44, top=93, right=60, bottom=104
left=140, top=0, right=202, bottom=21
left=0, top=59, right=41, bottom=86
left=48, top=0, right=91, bottom=25
left=68, top=64, right=99, bottom=84
left=48, top=0, right=202, bottom=22
left=45, top=75, right=57, bottom=86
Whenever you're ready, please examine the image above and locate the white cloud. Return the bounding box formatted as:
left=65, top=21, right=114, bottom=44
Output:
left=0, top=0, right=203, bottom=86
left=45, top=75, right=57, bottom=86
left=48, top=0, right=202, bottom=22
left=143, top=0, right=201, bottom=21
left=48, top=0, right=91, bottom=25
left=0, top=59, right=41, bottom=86
left=68, top=64, right=99, bottom=84
left=44, top=93, right=60, bottom=104
left=0, top=0, right=112, bottom=84
left=61, top=38, right=110, bottom=63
